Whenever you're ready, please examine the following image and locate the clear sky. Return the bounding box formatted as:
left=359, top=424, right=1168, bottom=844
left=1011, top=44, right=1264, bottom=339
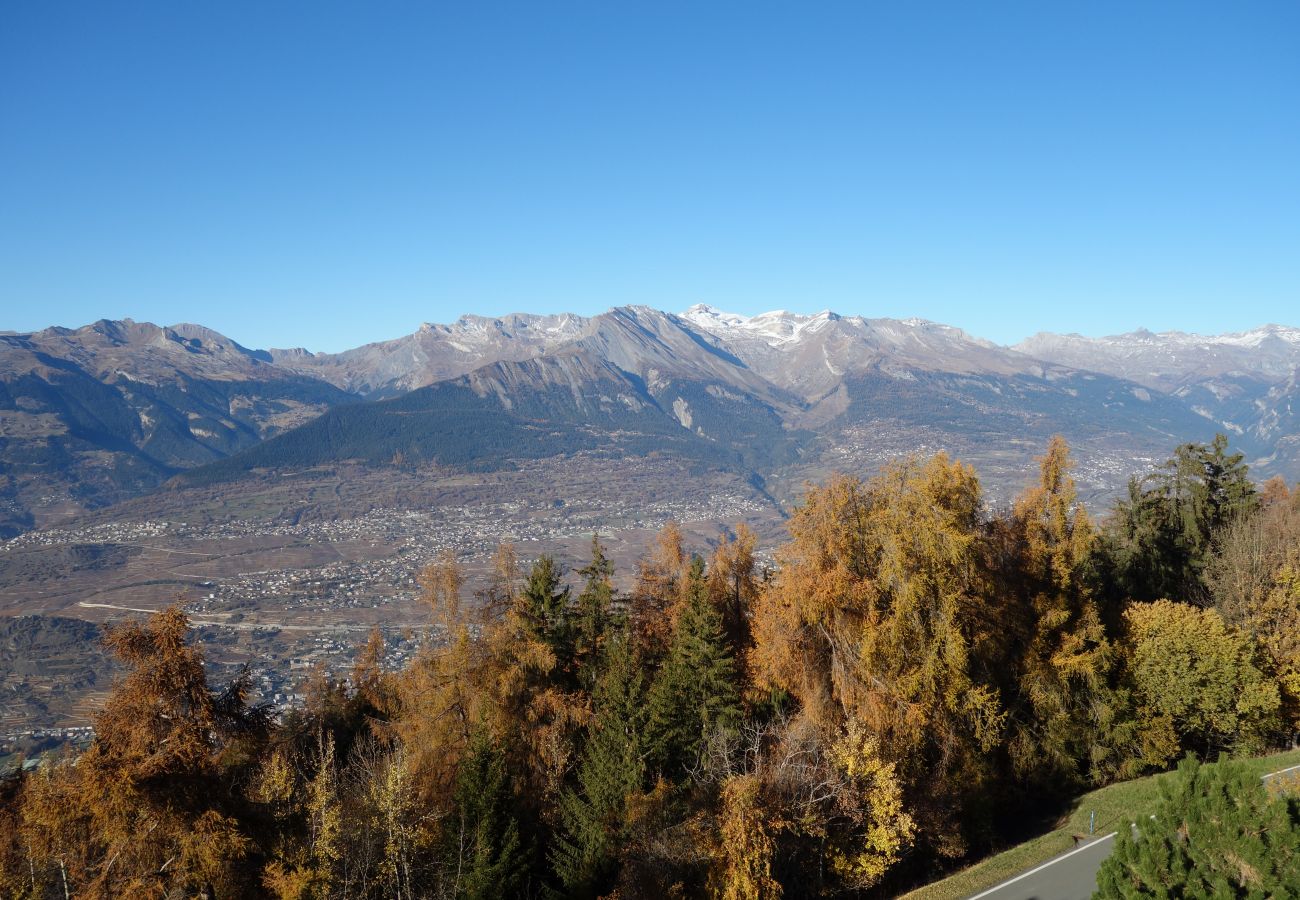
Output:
left=2, top=1, right=1297, bottom=352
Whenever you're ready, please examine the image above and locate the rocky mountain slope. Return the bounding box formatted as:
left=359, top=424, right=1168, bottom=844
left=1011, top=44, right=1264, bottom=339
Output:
left=183, top=308, right=803, bottom=489
left=679, top=306, right=1240, bottom=503
left=680, top=304, right=1029, bottom=401
left=0, top=320, right=353, bottom=535
left=1014, top=325, right=1300, bottom=468
left=1014, top=325, right=1300, bottom=390
left=268, top=312, right=589, bottom=396
left=4, top=307, right=1298, bottom=535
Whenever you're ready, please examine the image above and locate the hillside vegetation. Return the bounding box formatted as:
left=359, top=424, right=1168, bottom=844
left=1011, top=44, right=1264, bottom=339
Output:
left=3, top=434, right=1300, bottom=898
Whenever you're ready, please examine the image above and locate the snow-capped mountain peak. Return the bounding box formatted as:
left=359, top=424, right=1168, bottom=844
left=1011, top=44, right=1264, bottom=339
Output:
left=680, top=303, right=755, bottom=332
left=681, top=305, right=842, bottom=347
left=1014, top=323, right=1300, bottom=392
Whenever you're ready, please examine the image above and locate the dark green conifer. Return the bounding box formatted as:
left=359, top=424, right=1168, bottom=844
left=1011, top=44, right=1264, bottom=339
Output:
left=1094, top=755, right=1300, bottom=898
left=443, top=729, right=532, bottom=900
left=519, top=555, right=573, bottom=667
left=572, top=535, right=614, bottom=691
left=644, top=556, right=742, bottom=777
left=1106, top=434, right=1257, bottom=604
left=550, top=630, right=647, bottom=897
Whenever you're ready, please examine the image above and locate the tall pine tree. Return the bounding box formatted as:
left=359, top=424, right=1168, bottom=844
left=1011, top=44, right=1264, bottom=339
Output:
left=443, top=729, right=531, bottom=900
left=551, top=630, right=647, bottom=897
left=519, top=555, right=574, bottom=674
left=645, top=556, right=743, bottom=778
left=572, top=536, right=615, bottom=692
left=1107, top=434, right=1257, bottom=604
left=999, top=437, right=1113, bottom=789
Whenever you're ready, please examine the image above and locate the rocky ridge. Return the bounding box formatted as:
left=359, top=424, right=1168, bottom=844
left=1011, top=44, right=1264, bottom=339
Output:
left=4, top=305, right=1299, bottom=536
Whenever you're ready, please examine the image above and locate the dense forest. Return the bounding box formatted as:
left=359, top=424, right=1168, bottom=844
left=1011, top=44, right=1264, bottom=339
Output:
left=3, top=435, right=1300, bottom=898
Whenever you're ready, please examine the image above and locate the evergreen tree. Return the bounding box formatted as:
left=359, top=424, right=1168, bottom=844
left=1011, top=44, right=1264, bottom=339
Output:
left=443, top=729, right=531, bottom=900
left=519, top=555, right=574, bottom=672
left=1094, top=755, right=1300, bottom=898
left=489, top=555, right=590, bottom=820
left=1198, top=433, right=1259, bottom=529
left=645, top=556, right=743, bottom=777
left=1106, top=434, right=1257, bottom=604
left=551, top=630, right=647, bottom=897
left=573, top=535, right=615, bottom=691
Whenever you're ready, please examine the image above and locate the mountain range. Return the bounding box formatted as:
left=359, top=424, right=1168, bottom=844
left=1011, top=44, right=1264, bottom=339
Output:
left=3, top=306, right=1298, bottom=537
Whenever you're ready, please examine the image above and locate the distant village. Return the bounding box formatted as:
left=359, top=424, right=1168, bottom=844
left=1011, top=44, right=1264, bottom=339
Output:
left=1, top=469, right=775, bottom=756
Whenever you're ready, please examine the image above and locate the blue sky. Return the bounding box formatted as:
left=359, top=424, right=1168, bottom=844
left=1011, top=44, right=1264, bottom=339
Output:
left=2, top=1, right=1297, bottom=352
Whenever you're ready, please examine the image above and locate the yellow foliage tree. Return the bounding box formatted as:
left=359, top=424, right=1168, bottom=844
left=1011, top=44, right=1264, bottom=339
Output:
left=1123, top=599, right=1281, bottom=769
left=21, top=606, right=260, bottom=899
left=398, top=545, right=588, bottom=827
left=258, top=733, right=342, bottom=900
left=1208, top=485, right=1300, bottom=628
left=706, top=716, right=914, bottom=896
left=999, top=437, right=1114, bottom=785
left=1207, top=489, right=1300, bottom=730
left=630, top=521, right=692, bottom=660
left=823, top=720, right=915, bottom=888
left=392, top=551, right=491, bottom=812
left=750, top=454, right=1001, bottom=856
left=1242, top=567, right=1300, bottom=730
left=711, top=775, right=782, bottom=900
left=707, top=524, right=762, bottom=687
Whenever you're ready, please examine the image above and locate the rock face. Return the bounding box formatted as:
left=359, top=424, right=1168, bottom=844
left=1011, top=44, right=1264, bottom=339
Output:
left=675, top=306, right=1238, bottom=504
left=0, top=319, right=353, bottom=535
left=183, top=310, right=804, bottom=489
left=267, top=312, right=590, bottom=396
left=1014, top=325, right=1300, bottom=390
left=1014, top=325, right=1300, bottom=470
left=679, top=304, right=1022, bottom=401
left=4, top=306, right=1299, bottom=536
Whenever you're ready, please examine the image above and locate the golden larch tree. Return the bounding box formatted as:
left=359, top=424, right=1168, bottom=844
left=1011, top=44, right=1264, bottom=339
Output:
left=751, top=454, right=1004, bottom=857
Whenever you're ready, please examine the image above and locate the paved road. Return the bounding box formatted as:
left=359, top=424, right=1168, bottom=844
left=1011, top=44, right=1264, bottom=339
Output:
left=1262, top=763, right=1300, bottom=796
left=966, top=760, right=1300, bottom=899
left=966, top=834, right=1116, bottom=900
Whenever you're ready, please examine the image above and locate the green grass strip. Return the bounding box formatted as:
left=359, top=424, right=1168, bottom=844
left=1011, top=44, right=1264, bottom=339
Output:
left=900, top=748, right=1300, bottom=900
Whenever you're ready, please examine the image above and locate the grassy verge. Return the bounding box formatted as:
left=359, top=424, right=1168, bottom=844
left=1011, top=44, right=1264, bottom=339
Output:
left=899, top=748, right=1300, bottom=900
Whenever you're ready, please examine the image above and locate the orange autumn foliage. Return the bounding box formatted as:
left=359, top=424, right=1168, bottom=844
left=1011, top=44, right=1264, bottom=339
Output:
left=750, top=455, right=1003, bottom=856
